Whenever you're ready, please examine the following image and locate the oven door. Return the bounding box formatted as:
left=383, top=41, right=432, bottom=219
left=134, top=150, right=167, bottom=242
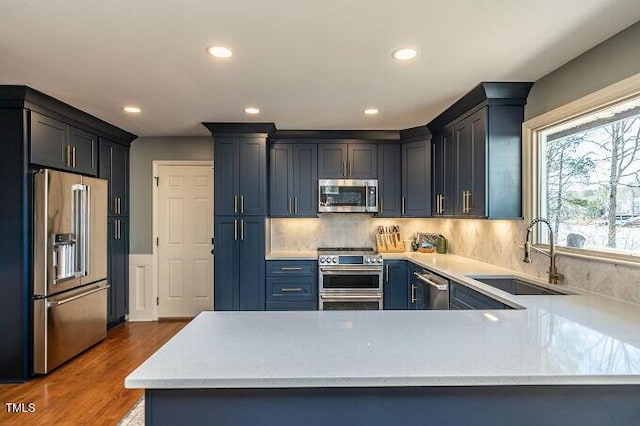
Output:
left=318, top=179, right=378, bottom=213
left=319, top=292, right=383, bottom=310
left=319, top=266, right=383, bottom=292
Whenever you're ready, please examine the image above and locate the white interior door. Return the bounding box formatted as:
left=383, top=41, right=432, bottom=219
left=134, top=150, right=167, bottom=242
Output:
left=157, top=163, right=213, bottom=318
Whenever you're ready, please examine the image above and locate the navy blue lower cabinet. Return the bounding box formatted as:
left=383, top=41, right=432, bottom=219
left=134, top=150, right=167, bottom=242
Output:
left=214, top=216, right=265, bottom=311
left=383, top=260, right=408, bottom=310
left=265, top=260, right=318, bottom=311
left=449, top=281, right=504, bottom=310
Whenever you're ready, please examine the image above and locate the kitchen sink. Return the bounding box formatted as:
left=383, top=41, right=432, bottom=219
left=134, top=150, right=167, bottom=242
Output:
left=469, top=276, right=574, bottom=296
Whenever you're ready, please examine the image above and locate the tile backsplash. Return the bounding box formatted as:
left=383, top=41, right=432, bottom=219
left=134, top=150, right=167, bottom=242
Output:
left=270, top=215, right=640, bottom=305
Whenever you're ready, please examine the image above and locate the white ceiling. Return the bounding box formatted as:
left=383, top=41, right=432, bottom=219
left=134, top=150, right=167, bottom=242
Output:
left=1, top=1, right=639, bottom=137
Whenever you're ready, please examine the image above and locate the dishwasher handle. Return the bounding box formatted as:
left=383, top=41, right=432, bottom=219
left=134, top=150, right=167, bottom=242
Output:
left=414, top=272, right=448, bottom=291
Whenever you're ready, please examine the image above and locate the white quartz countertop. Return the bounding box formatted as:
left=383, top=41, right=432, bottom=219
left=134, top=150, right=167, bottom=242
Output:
left=126, top=253, right=640, bottom=389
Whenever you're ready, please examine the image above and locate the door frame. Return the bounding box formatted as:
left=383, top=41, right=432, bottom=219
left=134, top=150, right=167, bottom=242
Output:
left=152, top=160, right=214, bottom=320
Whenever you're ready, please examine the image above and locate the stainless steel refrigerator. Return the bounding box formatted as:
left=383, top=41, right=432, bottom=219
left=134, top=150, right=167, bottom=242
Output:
left=33, top=169, right=110, bottom=374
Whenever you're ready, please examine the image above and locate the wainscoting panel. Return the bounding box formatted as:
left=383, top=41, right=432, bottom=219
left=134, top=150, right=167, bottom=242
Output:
left=128, top=254, right=156, bottom=321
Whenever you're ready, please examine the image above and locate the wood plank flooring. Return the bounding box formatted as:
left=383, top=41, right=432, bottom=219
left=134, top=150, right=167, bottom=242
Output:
left=0, top=320, right=187, bottom=425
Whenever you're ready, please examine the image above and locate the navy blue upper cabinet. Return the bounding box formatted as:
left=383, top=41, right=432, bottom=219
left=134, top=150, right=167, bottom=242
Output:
left=214, top=136, right=267, bottom=216
left=377, top=144, right=402, bottom=217
left=455, top=108, right=486, bottom=217
left=318, top=143, right=348, bottom=179
left=432, top=125, right=455, bottom=216
left=318, top=142, right=377, bottom=179
left=269, top=143, right=317, bottom=217
left=214, top=216, right=265, bottom=311
left=383, top=260, right=408, bottom=310
left=30, top=111, right=98, bottom=176
left=427, top=82, right=532, bottom=219
left=401, top=139, right=432, bottom=217
left=99, top=138, right=129, bottom=217
left=348, top=143, right=377, bottom=179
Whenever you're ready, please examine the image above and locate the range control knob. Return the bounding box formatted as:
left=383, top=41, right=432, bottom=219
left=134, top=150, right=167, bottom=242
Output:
left=320, top=257, right=326, bottom=263
left=365, top=258, right=371, bottom=263
left=332, top=257, right=338, bottom=263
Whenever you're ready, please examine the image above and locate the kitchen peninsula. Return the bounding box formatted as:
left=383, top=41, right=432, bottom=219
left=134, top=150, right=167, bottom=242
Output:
left=126, top=253, right=640, bottom=426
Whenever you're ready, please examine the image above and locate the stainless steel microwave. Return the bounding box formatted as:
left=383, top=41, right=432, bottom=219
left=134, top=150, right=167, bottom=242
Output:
left=318, top=179, right=378, bottom=213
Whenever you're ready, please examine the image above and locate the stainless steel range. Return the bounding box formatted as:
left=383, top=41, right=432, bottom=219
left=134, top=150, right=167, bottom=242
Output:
left=318, top=247, right=383, bottom=310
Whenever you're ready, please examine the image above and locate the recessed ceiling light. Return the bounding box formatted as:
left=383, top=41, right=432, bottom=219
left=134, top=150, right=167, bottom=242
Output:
left=244, top=107, right=260, bottom=115
left=391, top=48, right=418, bottom=61
left=363, top=108, right=379, bottom=115
left=207, top=46, right=233, bottom=58
left=123, top=106, right=141, bottom=113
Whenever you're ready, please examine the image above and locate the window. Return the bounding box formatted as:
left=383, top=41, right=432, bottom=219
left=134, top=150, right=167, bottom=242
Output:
left=525, top=74, right=640, bottom=262
left=539, top=96, right=640, bottom=256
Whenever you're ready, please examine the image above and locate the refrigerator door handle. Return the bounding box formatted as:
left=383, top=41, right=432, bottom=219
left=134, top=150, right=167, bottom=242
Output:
left=48, top=284, right=110, bottom=307
left=73, top=184, right=91, bottom=277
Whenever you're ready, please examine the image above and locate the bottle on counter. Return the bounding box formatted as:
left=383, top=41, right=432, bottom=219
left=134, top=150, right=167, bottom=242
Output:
left=436, top=235, right=448, bottom=254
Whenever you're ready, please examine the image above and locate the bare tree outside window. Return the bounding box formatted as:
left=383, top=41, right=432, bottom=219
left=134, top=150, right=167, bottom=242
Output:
left=540, top=96, right=640, bottom=256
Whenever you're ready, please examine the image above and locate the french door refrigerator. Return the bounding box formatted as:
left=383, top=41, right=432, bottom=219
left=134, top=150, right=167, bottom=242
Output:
left=32, top=169, right=110, bottom=374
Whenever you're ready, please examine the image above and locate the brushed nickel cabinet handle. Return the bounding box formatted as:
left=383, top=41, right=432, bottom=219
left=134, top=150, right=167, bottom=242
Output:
left=411, top=284, right=416, bottom=303
left=348, top=160, right=351, bottom=177
left=234, top=195, right=238, bottom=214
left=241, top=219, right=245, bottom=241
left=402, top=197, right=406, bottom=215
left=386, top=265, right=389, bottom=282
left=66, top=145, right=72, bottom=167
left=234, top=219, right=238, bottom=241
left=467, top=191, right=471, bottom=213
left=288, top=197, right=292, bottom=214
left=281, top=288, right=303, bottom=292
left=113, top=197, right=117, bottom=215
left=294, top=197, right=298, bottom=214
left=280, top=267, right=303, bottom=271
left=240, top=195, right=244, bottom=214
left=441, top=195, right=445, bottom=214
left=342, top=161, right=346, bottom=177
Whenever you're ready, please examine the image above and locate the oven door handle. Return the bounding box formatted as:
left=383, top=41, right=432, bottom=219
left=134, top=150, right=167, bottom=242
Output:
left=320, top=294, right=383, bottom=300
left=320, top=267, right=383, bottom=274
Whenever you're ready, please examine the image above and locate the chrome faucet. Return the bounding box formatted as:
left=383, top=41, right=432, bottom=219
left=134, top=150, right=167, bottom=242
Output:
left=523, top=217, right=563, bottom=284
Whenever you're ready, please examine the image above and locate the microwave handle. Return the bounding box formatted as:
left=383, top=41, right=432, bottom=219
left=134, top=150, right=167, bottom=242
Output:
left=365, top=182, right=369, bottom=210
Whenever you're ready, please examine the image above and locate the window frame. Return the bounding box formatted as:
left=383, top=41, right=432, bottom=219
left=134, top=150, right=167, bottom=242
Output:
left=523, top=72, right=640, bottom=268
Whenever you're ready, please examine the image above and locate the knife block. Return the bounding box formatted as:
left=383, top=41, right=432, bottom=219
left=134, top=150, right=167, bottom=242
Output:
left=376, top=234, right=405, bottom=253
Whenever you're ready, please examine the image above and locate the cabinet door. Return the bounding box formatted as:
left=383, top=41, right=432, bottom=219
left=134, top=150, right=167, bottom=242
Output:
left=214, top=138, right=240, bottom=215
left=318, top=143, right=348, bottom=179
left=402, top=139, right=432, bottom=217
left=432, top=132, right=445, bottom=216
left=112, top=143, right=129, bottom=216
left=269, top=143, right=292, bottom=217
left=469, top=109, right=487, bottom=217
left=292, top=144, right=317, bottom=217
left=108, top=218, right=128, bottom=325
left=68, top=126, right=98, bottom=176
left=443, top=125, right=456, bottom=216
left=99, top=139, right=129, bottom=216
left=377, top=144, right=402, bottom=217
left=238, top=217, right=265, bottom=311
left=30, top=111, right=67, bottom=169
left=383, top=260, right=408, bottom=310
left=239, top=137, right=267, bottom=216
left=213, top=216, right=240, bottom=310
left=347, top=143, right=377, bottom=179
left=455, top=117, right=472, bottom=215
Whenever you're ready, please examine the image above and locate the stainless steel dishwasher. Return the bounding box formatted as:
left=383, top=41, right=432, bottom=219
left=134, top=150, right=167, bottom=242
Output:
left=413, top=270, right=450, bottom=310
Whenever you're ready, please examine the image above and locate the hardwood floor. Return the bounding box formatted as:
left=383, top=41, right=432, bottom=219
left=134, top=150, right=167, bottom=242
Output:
left=0, top=320, right=187, bottom=425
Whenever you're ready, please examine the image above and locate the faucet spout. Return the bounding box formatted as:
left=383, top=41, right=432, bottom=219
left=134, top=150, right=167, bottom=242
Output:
left=523, top=217, right=563, bottom=284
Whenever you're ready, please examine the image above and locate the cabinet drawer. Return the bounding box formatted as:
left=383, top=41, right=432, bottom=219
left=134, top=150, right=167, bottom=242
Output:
left=266, top=261, right=316, bottom=276
left=450, top=282, right=503, bottom=310
left=266, top=301, right=317, bottom=311
left=266, top=277, right=317, bottom=302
